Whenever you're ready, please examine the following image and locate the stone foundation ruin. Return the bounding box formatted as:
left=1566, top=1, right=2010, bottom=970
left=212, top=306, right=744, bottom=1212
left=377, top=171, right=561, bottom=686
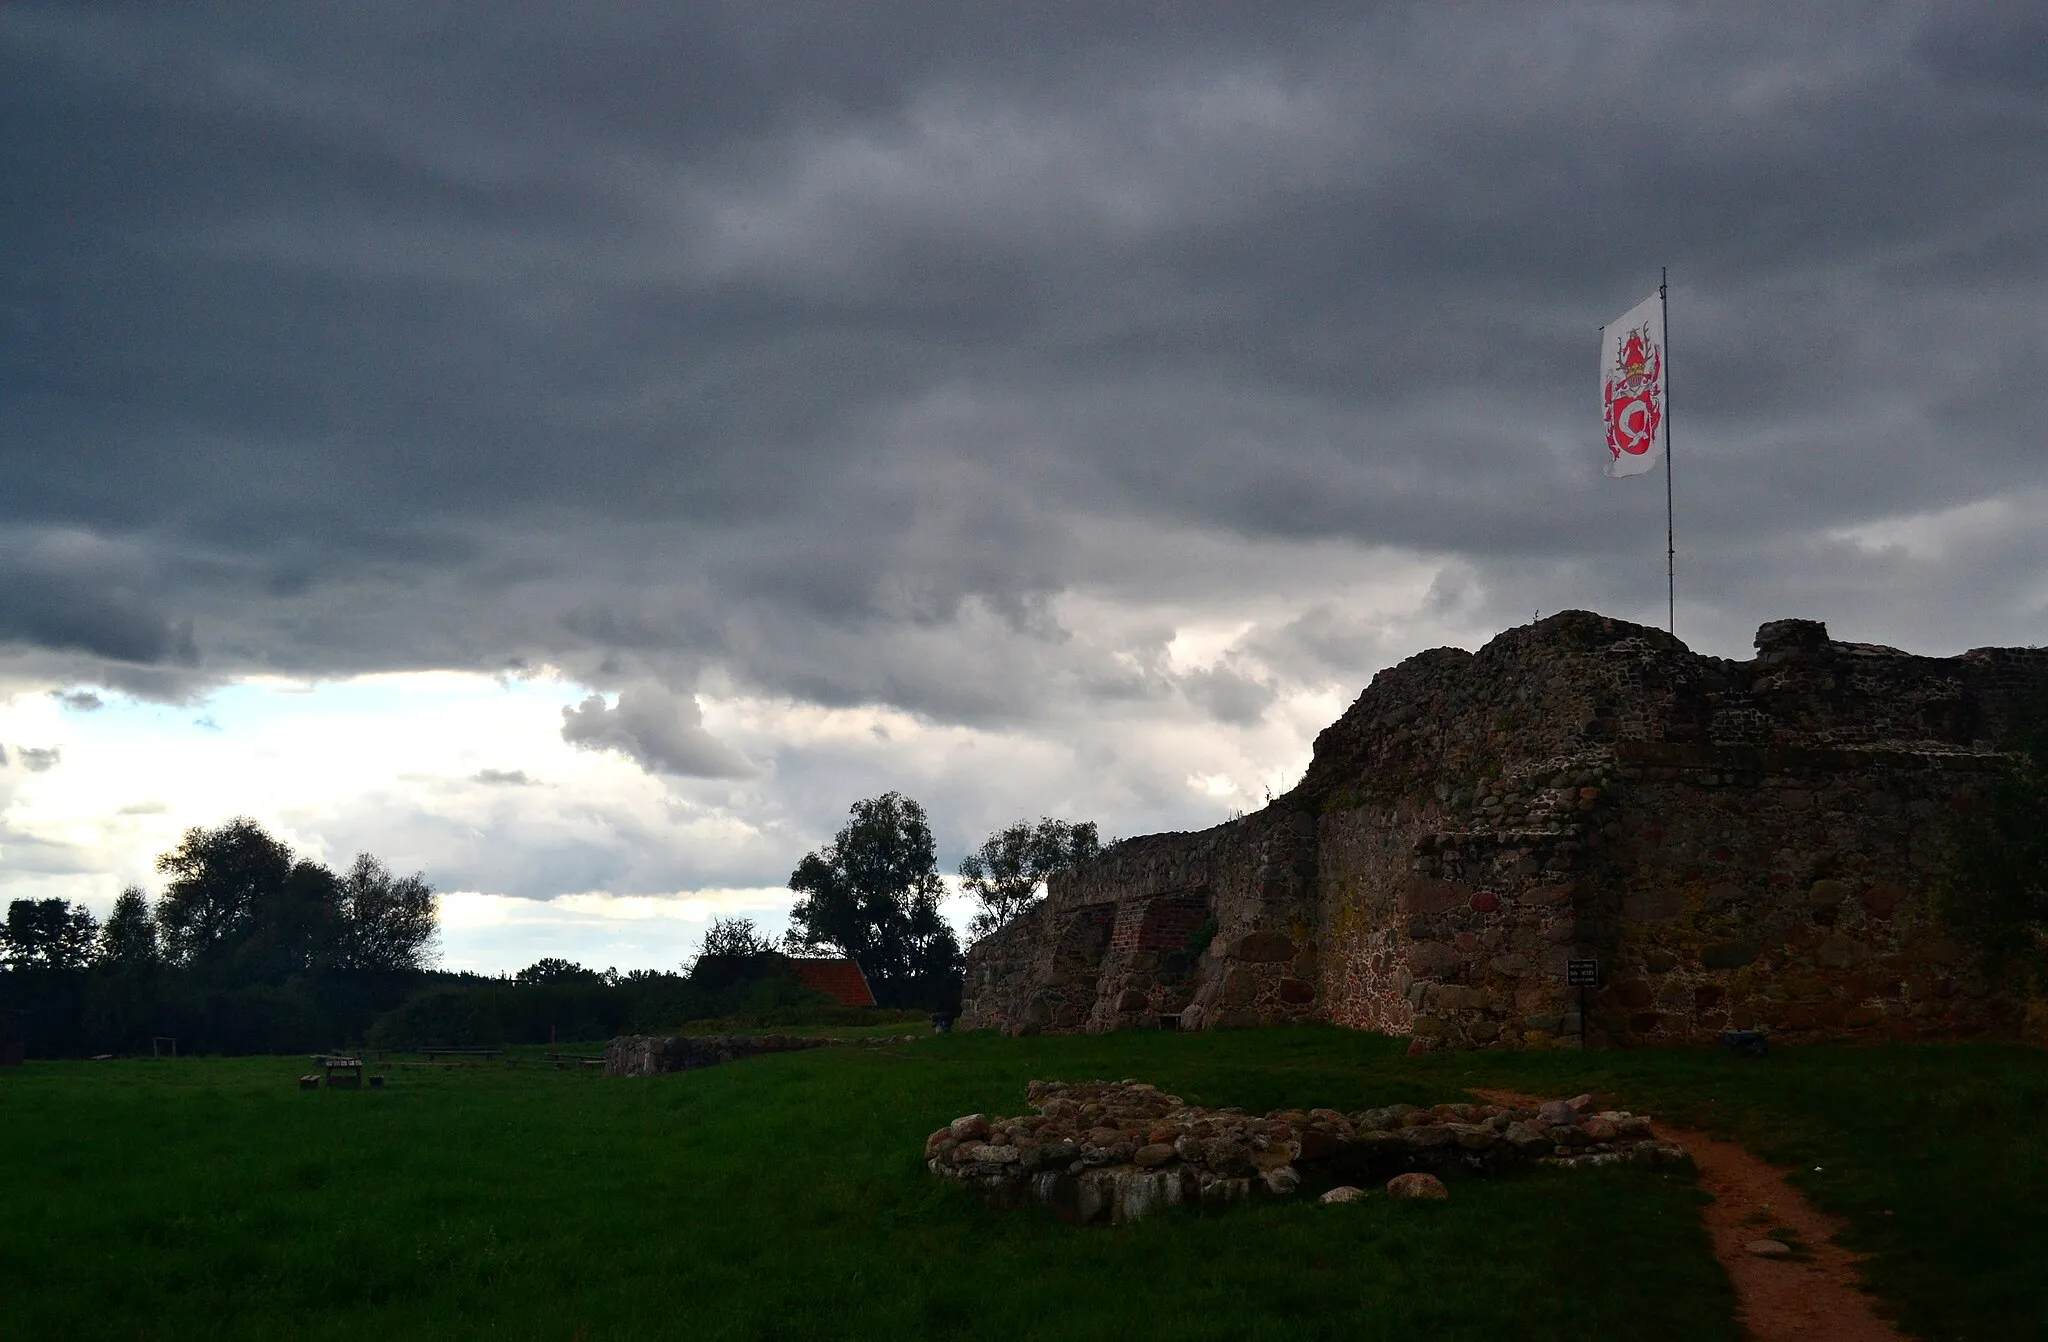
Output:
left=603, top=1032, right=922, bottom=1076
left=927, top=1079, right=1686, bottom=1224
left=960, top=612, right=2048, bottom=1049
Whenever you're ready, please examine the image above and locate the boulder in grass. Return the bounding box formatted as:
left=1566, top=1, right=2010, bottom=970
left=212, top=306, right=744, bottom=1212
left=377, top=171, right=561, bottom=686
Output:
left=1319, top=1185, right=1366, bottom=1205
left=1386, top=1172, right=1449, bottom=1201
left=1261, top=1165, right=1302, bottom=1197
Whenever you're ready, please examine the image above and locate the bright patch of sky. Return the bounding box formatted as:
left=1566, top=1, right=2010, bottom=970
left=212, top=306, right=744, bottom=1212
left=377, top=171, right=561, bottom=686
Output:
left=0, top=669, right=1231, bottom=974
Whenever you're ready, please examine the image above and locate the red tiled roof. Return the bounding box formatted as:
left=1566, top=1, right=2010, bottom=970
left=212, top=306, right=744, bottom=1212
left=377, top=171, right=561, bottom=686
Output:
left=791, top=958, right=876, bottom=1008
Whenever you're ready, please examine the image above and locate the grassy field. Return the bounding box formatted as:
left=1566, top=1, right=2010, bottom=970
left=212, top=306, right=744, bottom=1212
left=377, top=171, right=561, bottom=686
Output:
left=1, top=1028, right=2039, bottom=1341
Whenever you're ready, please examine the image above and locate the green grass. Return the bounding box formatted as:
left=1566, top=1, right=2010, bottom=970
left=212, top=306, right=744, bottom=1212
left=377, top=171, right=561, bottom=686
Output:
left=0, top=1028, right=2036, bottom=1340
left=1399, top=1039, right=2048, bottom=1341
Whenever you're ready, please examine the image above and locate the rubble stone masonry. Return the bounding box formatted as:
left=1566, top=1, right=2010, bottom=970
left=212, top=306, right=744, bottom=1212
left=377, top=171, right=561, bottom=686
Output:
left=959, top=612, right=2048, bottom=1048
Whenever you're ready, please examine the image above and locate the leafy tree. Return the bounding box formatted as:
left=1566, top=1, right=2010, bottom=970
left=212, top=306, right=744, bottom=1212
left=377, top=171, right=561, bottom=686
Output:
left=689, top=916, right=792, bottom=997
left=249, top=859, right=345, bottom=979
left=0, top=898, right=100, bottom=970
left=958, top=817, right=1101, bottom=940
left=335, top=854, right=439, bottom=972
left=1948, top=702, right=2048, bottom=986
left=698, top=916, right=774, bottom=959
left=152, top=818, right=439, bottom=981
left=515, top=957, right=600, bottom=985
left=786, top=792, right=962, bottom=1009
left=153, top=817, right=295, bottom=969
left=98, top=886, right=160, bottom=967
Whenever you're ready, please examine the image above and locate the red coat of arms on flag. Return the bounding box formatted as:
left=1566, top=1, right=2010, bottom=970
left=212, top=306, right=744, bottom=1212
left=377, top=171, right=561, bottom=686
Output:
left=1603, top=323, right=1663, bottom=464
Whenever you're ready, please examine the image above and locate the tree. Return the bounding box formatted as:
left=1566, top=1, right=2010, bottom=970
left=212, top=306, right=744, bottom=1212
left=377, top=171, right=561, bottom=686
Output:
left=98, top=886, right=160, bottom=967
left=515, top=957, right=599, bottom=985
left=153, top=817, right=295, bottom=970
left=688, top=916, right=790, bottom=997
left=786, top=792, right=962, bottom=1009
left=958, top=817, right=1101, bottom=941
left=335, top=854, right=439, bottom=972
left=698, top=916, right=774, bottom=960
left=1, top=898, right=100, bottom=970
left=151, top=819, right=438, bottom=981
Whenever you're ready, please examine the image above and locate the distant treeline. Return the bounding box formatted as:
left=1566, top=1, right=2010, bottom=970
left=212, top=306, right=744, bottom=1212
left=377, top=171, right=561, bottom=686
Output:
left=0, top=818, right=926, bottom=1059
left=1, top=788, right=1104, bottom=1059
left=361, top=952, right=888, bottom=1052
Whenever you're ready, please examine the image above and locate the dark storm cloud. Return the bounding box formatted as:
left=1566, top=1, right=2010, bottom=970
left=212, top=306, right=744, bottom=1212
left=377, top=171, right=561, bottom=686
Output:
left=560, top=684, right=759, bottom=779
left=2, top=0, right=2045, bottom=725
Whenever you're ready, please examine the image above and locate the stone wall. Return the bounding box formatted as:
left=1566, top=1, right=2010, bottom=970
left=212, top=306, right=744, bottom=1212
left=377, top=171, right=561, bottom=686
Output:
left=604, top=1033, right=839, bottom=1075
left=959, top=612, right=2048, bottom=1048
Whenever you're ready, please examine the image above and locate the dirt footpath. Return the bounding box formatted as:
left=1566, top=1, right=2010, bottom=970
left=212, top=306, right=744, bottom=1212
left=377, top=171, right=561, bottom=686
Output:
left=1472, top=1089, right=1904, bottom=1342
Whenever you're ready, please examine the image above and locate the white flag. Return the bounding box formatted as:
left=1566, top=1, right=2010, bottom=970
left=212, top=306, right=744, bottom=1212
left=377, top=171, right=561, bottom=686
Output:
left=1601, top=292, right=1666, bottom=478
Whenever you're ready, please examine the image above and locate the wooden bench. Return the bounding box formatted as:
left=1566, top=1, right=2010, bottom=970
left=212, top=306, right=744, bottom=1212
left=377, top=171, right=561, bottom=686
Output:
left=419, top=1046, right=503, bottom=1062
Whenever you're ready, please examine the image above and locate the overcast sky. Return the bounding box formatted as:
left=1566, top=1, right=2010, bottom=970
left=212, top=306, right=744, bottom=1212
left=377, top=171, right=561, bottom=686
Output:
left=4, top=2, right=2044, bottom=971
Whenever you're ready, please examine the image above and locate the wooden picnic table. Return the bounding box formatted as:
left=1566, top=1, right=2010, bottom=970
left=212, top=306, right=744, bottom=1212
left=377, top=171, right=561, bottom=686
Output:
left=316, top=1055, right=364, bottom=1088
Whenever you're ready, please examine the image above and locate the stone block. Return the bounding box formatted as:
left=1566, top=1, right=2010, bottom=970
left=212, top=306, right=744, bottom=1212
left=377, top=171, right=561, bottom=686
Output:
left=1407, top=941, right=1462, bottom=976
left=1816, top=936, right=1868, bottom=970
left=1400, top=876, right=1469, bottom=916
left=1704, top=882, right=1748, bottom=910
left=1624, top=887, right=1683, bottom=921
left=1808, top=878, right=1851, bottom=908
left=1232, top=931, right=1297, bottom=963
left=1700, top=941, right=1762, bottom=970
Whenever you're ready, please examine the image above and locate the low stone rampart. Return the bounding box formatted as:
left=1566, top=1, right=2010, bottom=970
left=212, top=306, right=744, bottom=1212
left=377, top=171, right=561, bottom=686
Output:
left=604, top=1033, right=839, bottom=1076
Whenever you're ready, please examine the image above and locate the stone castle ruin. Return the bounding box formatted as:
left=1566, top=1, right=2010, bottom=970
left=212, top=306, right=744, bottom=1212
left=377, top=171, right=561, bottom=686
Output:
left=960, top=612, right=2048, bottom=1049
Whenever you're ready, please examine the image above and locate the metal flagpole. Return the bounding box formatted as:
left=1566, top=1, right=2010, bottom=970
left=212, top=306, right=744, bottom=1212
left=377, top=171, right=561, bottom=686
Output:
left=1661, top=267, right=1675, bottom=636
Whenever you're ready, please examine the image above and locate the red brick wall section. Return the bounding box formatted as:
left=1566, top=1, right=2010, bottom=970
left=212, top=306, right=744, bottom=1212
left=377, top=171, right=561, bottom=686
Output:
left=1138, top=898, right=1209, bottom=952
left=1107, top=897, right=1209, bottom=955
